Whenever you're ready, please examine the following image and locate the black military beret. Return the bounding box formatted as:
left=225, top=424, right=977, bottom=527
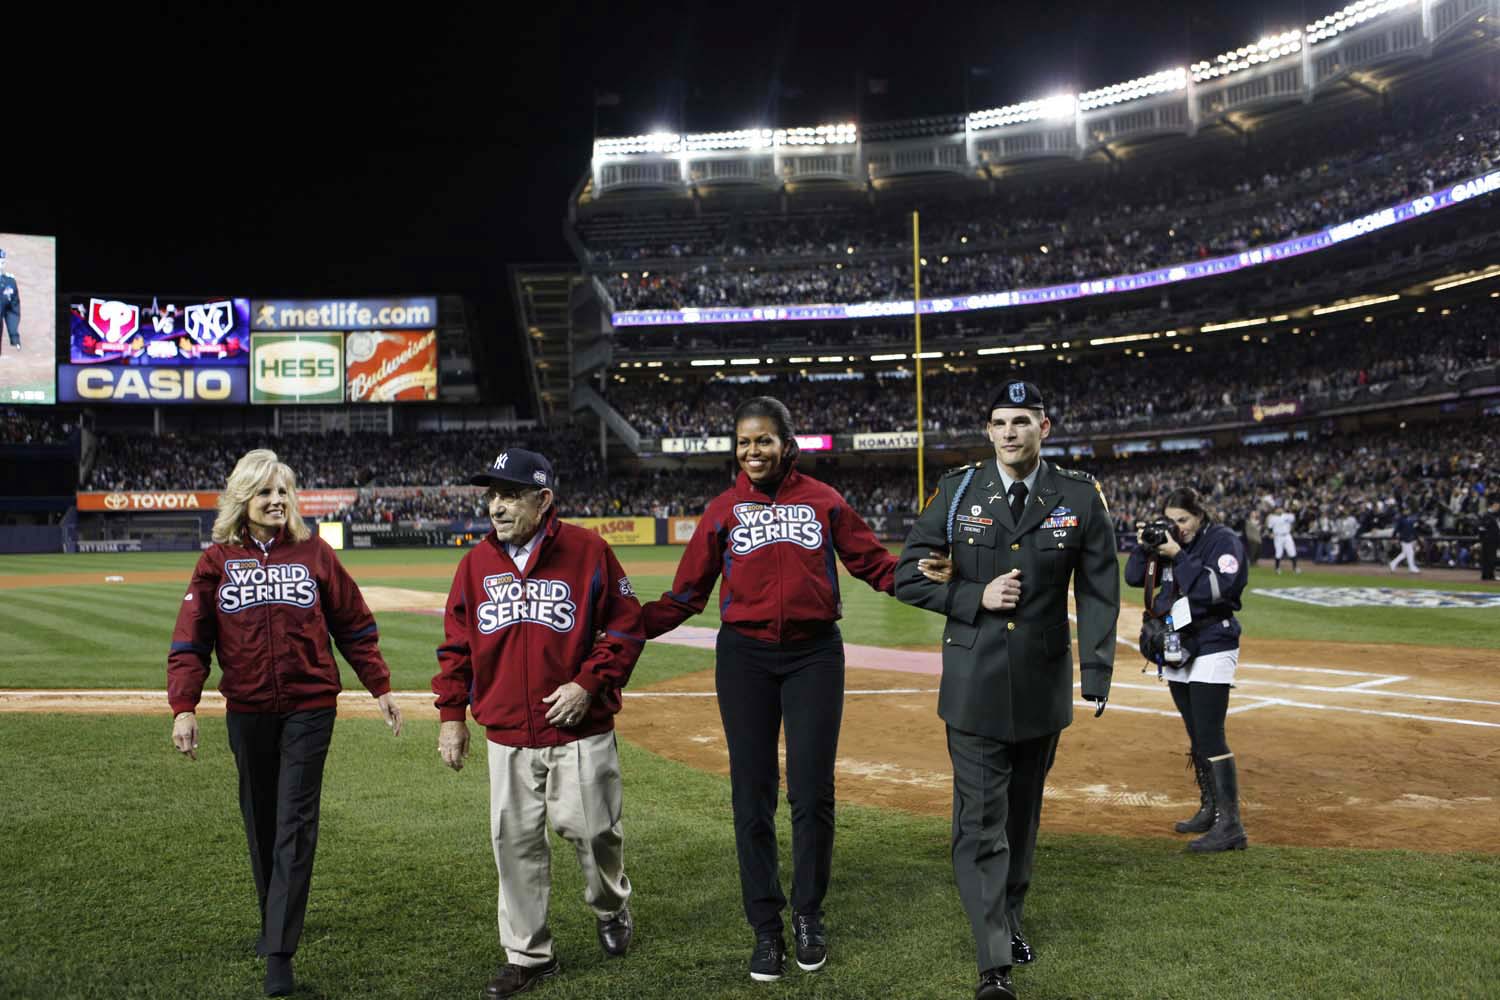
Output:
left=987, top=380, right=1045, bottom=415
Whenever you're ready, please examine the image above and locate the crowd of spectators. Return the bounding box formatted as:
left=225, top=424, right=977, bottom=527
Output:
left=83, top=427, right=605, bottom=494
left=1, top=409, right=77, bottom=446
left=1099, top=421, right=1496, bottom=566
left=585, top=94, right=1487, bottom=264
left=610, top=297, right=1497, bottom=439
left=75, top=403, right=1494, bottom=567
left=595, top=99, right=1500, bottom=311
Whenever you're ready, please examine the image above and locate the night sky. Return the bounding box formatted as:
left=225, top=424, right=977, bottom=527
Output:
left=20, top=0, right=1317, bottom=401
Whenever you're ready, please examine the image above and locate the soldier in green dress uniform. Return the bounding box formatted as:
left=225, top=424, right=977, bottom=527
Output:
left=896, top=381, right=1120, bottom=1000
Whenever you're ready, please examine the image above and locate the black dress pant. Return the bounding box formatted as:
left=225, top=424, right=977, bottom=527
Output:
left=225, top=708, right=336, bottom=957
left=715, top=625, right=845, bottom=936
left=946, top=726, right=1060, bottom=973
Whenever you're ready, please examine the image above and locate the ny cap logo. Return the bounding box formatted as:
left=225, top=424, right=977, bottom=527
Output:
left=493, top=453, right=509, bottom=470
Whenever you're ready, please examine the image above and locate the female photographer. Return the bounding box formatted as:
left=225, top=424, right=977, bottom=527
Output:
left=1125, top=487, right=1249, bottom=853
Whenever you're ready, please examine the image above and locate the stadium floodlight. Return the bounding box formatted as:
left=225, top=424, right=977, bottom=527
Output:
left=816, top=355, right=845, bottom=363
left=976, top=344, right=1046, bottom=355
left=729, top=358, right=760, bottom=365
left=691, top=358, right=727, bottom=366
left=913, top=351, right=944, bottom=359
left=1199, top=317, right=1269, bottom=333
left=869, top=353, right=908, bottom=361
left=1192, top=30, right=1302, bottom=81
left=968, top=94, right=1076, bottom=131
left=1305, top=0, right=1416, bottom=43
left=1088, top=332, right=1158, bottom=346
left=1431, top=266, right=1500, bottom=291
left=1078, top=68, right=1185, bottom=111
left=789, top=356, right=813, bottom=363
left=1311, top=293, right=1400, bottom=315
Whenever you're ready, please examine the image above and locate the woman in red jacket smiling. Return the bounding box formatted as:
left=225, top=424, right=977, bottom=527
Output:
left=167, top=449, right=402, bottom=997
left=644, top=397, right=946, bottom=983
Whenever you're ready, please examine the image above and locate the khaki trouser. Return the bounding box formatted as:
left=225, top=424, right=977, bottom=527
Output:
left=488, top=730, right=631, bottom=967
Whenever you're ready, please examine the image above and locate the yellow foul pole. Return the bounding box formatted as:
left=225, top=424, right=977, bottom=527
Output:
left=913, top=211, right=926, bottom=509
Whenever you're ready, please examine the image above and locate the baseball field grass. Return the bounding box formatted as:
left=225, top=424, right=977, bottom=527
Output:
left=2, top=547, right=1499, bottom=999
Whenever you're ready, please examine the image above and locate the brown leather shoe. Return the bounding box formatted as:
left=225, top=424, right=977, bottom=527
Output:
left=597, top=903, right=633, bottom=957
left=483, top=957, right=559, bottom=998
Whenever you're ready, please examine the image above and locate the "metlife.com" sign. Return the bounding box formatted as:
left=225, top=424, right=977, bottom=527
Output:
left=251, top=297, right=437, bottom=331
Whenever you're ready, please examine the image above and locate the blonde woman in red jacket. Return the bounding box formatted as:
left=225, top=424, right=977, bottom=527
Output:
left=643, top=396, right=948, bottom=983
left=168, top=448, right=401, bottom=997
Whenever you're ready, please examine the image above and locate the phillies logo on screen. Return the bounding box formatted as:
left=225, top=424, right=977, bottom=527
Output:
left=476, top=573, right=577, bottom=634
left=87, top=298, right=142, bottom=356
left=217, top=560, right=319, bottom=613
left=728, top=502, right=824, bottom=555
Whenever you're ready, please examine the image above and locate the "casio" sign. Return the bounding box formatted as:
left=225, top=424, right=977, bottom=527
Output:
left=69, top=366, right=240, bottom=402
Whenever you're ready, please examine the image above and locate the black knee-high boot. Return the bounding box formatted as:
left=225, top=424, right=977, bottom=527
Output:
left=1174, top=750, right=1215, bottom=834
left=1189, top=754, right=1248, bottom=852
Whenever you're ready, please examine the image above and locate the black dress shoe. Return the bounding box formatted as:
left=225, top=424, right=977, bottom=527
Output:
left=484, top=957, right=560, bottom=998
left=976, top=966, right=1017, bottom=1000
left=1011, top=931, right=1035, bottom=965
left=264, top=954, right=294, bottom=997
left=598, top=903, right=633, bottom=956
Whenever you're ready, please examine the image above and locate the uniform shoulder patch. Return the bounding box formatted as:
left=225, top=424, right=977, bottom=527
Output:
left=1053, top=466, right=1097, bottom=483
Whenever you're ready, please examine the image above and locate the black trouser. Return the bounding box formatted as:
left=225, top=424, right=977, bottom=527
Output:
left=715, top=625, right=845, bottom=936
left=225, top=708, right=336, bottom=957
left=1481, top=545, right=1497, bottom=581
left=946, top=726, right=1059, bottom=973
left=1169, top=680, right=1232, bottom=759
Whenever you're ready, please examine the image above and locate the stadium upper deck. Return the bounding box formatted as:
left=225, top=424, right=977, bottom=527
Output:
left=569, top=1, right=1500, bottom=333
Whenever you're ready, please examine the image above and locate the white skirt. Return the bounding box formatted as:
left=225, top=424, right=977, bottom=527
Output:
left=1162, top=646, right=1239, bottom=685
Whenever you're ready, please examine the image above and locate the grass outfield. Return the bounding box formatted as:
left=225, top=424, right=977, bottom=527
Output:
left=1, top=548, right=1495, bottom=693
left=3, top=549, right=1500, bottom=998
left=3, top=714, right=1498, bottom=1000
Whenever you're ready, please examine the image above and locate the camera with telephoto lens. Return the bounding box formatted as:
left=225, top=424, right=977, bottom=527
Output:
left=1138, top=518, right=1177, bottom=549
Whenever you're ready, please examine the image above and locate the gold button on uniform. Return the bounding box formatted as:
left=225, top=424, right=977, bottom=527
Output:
left=1007, top=622, right=1016, bottom=631
left=967, top=538, right=975, bottom=545
left=945, top=637, right=952, bottom=644
left=1011, top=543, right=1021, bottom=551
left=1058, top=541, right=1065, bottom=548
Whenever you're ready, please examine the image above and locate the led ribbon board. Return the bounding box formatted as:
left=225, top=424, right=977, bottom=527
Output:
left=610, top=168, right=1500, bottom=329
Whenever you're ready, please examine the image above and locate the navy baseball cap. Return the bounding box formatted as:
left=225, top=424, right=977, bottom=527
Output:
left=471, top=448, right=554, bottom=490
left=988, top=380, right=1045, bottom=415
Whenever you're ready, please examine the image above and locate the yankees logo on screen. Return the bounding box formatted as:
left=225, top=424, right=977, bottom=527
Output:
left=477, top=573, right=577, bottom=634
left=729, top=503, right=824, bottom=555
left=217, top=560, right=319, bottom=613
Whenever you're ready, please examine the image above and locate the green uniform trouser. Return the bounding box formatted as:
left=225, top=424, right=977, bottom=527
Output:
left=946, top=726, right=1060, bottom=972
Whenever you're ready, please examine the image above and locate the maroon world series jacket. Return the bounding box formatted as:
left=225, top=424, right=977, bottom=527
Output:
left=167, top=528, right=392, bottom=715
left=642, top=467, right=897, bottom=644
left=433, top=509, right=645, bottom=748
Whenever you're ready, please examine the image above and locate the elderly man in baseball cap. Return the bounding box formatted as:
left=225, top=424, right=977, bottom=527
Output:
left=433, top=447, right=645, bottom=998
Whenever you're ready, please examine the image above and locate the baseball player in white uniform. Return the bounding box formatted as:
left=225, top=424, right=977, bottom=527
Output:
left=1267, top=505, right=1299, bottom=575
